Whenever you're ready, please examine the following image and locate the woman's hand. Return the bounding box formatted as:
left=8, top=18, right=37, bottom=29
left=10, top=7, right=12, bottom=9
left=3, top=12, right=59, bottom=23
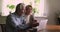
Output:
left=32, top=20, right=39, bottom=27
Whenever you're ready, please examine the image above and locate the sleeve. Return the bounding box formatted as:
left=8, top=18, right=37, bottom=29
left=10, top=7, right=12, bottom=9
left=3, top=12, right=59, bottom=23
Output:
left=29, top=15, right=39, bottom=27
left=6, top=15, right=29, bottom=30
left=29, top=15, right=34, bottom=23
left=6, top=15, right=19, bottom=29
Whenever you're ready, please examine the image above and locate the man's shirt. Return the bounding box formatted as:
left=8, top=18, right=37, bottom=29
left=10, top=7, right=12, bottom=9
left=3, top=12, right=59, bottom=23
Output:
left=6, top=13, right=29, bottom=32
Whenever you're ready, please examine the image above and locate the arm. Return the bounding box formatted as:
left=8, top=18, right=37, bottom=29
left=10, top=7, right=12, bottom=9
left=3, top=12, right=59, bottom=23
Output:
left=6, top=15, right=19, bottom=29
left=6, top=15, right=29, bottom=30
left=29, top=15, right=34, bottom=24
left=29, top=15, right=39, bottom=27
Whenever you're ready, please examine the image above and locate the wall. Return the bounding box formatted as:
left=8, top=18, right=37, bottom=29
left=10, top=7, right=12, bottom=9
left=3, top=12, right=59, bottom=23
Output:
left=0, top=0, right=2, bottom=15
left=47, top=0, right=60, bottom=25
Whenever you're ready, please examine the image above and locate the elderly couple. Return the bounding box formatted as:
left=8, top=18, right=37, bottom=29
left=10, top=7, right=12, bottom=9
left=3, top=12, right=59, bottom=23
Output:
left=6, top=3, right=39, bottom=32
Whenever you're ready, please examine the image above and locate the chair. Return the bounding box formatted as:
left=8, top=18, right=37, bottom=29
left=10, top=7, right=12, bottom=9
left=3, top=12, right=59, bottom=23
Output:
left=0, top=24, right=6, bottom=32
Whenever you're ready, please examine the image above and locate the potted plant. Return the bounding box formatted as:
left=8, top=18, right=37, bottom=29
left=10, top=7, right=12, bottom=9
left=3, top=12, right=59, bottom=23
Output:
left=7, top=4, right=15, bottom=13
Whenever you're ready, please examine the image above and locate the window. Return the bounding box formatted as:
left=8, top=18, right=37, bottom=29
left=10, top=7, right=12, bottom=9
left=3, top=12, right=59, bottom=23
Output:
left=1, top=0, right=47, bottom=17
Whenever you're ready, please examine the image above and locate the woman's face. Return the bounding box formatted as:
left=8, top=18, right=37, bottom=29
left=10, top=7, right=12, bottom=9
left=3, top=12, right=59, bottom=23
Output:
left=25, top=7, right=32, bottom=15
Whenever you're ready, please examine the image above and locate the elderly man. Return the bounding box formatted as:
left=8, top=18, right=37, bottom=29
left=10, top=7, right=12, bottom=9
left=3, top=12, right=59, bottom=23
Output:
left=6, top=3, right=30, bottom=32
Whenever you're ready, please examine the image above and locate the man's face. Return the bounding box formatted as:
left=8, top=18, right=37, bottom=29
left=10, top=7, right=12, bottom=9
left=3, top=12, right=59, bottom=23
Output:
left=17, top=5, right=25, bottom=15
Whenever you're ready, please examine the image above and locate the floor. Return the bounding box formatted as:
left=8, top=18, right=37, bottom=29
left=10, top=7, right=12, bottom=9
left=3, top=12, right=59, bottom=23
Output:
left=39, top=30, right=60, bottom=32
left=38, top=25, right=60, bottom=32
left=0, top=25, right=60, bottom=32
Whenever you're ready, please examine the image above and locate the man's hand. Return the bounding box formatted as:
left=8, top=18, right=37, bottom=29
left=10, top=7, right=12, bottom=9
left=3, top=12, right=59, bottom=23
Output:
left=27, top=20, right=39, bottom=27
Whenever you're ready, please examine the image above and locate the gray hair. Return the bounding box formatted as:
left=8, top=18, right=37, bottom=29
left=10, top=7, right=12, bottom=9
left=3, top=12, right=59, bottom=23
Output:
left=15, top=3, right=24, bottom=13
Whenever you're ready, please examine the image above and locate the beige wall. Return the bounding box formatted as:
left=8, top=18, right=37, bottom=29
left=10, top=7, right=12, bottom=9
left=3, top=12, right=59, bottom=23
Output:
left=0, top=0, right=2, bottom=15
left=47, top=0, right=60, bottom=25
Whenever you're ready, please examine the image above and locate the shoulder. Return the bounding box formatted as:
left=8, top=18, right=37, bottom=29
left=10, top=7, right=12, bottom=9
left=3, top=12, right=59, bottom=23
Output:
left=30, top=14, right=34, bottom=17
left=29, top=14, right=34, bottom=20
left=7, top=13, right=15, bottom=18
left=9, top=13, right=16, bottom=16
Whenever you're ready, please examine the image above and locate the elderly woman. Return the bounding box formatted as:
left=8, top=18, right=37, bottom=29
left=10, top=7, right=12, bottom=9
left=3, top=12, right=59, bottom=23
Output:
left=24, top=5, right=39, bottom=32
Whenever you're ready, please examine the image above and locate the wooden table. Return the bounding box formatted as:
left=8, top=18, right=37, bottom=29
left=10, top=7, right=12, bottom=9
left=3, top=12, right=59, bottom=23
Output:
left=46, top=25, right=60, bottom=30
